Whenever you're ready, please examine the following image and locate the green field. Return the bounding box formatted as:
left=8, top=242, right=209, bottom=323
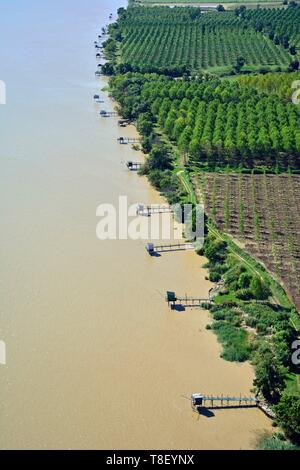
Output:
left=115, top=8, right=292, bottom=72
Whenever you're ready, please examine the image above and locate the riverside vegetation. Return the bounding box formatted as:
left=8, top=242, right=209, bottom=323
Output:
left=102, top=4, right=300, bottom=449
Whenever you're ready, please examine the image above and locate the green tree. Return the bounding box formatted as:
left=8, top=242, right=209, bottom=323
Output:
left=233, top=56, right=245, bottom=74
left=137, top=113, right=153, bottom=135
left=253, top=351, right=287, bottom=401
left=274, top=394, right=300, bottom=441
left=147, top=145, right=172, bottom=171
left=238, top=272, right=252, bottom=288
left=250, top=276, right=271, bottom=300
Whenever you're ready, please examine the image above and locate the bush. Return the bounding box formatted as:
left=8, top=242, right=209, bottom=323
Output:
left=274, top=393, right=300, bottom=441
left=253, top=351, right=287, bottom=402
left=209, top=271, right=222, bottom=282
left=238, top=272, right=252, bottom=288
left=250, top=276, right=271, bottom=300
left=204, top=236, right=228, bottom=263
left=242, top=304, right=291, bottom=335
left=212, top=321, right=252, bottom=362
left=257, top=433, right=300, bottom=450
left=236, top=288, right=253, bottom=300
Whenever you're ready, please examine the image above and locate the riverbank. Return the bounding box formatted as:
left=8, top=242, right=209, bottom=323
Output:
left=99, top=64, right=274, bottom=450
left=105, top=65, right=300, bottom=446
left=0, top=0, right=272, bottom=450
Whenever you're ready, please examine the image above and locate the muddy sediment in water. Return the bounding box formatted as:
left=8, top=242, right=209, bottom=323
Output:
left=0, top=0, right=271, bottom=450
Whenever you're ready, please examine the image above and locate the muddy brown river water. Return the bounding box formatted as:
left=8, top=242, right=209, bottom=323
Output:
left=0, top=0, right=271, bottom=449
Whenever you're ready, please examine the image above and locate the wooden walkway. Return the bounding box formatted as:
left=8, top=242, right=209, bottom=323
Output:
left=137, top=204, right=173, bottom=216
left=191, top=393, right=258, bottom=411
left=100, top=110, right=118, bottom=117
left=146, top=242, right=194, bottom=255
left=117, top=137, right=141, bottom=144
left=166, top=292, right=212, bottom=308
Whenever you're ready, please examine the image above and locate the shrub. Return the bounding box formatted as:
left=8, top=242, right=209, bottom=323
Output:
left=212, top=321, right=252, bottom=362
left=236, top=288, right=253, bottom=300
left=209, top=271, right=222, bottom=282
left=238, top=272, right=252, bottom=288
left=274, top=393, right=300, bottom=441
left=250, top=276, right=271, bottom=300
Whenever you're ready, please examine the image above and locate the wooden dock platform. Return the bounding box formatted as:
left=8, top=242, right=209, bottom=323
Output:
left=117, top=137, right=141, bottom=145
left=146, top=242, right=194, bottom=255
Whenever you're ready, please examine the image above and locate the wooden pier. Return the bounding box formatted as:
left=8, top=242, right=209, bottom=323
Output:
left=165, top=291, right=212, bottom=308
left=117, top=137, right=141, bottom=145
left=191, top=393, right=258, bottom=411
left=136, top=204, right=173, bottom=216
left=100, top=110, right=118, bottom=118
left=146, top=242, right=194, bottom=255
left=126, top=161, right=142, bottom=171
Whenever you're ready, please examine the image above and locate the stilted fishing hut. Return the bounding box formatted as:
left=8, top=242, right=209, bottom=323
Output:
left=191, top=393, right=258, bottom=411
left=100, top=110, right=118, bottom=117
left=126, top=161, right=142, bottom=171
left=146, top=243, right=194, bottom=256
left=94, top=95, right=104, bottom=104
left=117, top=136, right=141, bottom=145
left=146, top=243, right=155, bottom=255
left=165, top=291, right=212, bottom=308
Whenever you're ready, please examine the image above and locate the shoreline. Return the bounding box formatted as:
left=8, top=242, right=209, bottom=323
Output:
left=98, top=75, right=274, bottom=447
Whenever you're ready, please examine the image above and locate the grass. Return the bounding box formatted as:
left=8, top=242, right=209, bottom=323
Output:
left=211, top=320, right=252, bottom=362
left=214, top=292, right=241, bottom=304
left=256, top=432, right=300, bottom=450
left=285, top=373, right=300, bottom=395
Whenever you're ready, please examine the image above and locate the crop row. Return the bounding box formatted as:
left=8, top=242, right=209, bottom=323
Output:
left=120, top=24, right=290, bottom=70
left=196, top=173, right=300, bottom=310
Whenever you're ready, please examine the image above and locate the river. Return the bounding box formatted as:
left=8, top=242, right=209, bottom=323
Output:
left=0, top=0, right=271, bottom=449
